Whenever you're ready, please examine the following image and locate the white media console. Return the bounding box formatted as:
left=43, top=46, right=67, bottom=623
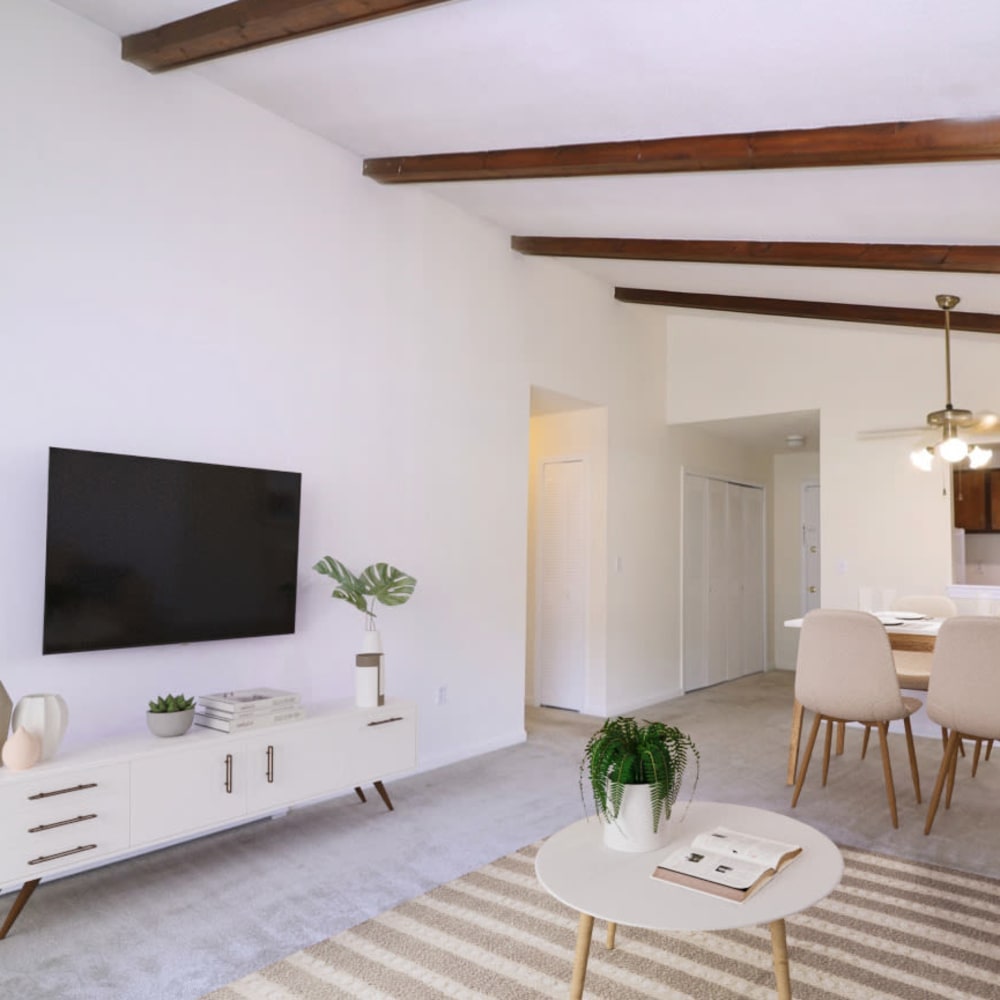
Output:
left=0, top=698, right=416, bottom=938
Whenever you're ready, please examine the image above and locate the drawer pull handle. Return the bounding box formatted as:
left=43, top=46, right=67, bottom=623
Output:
left=225, top=753, right=234, bottom=794
left=28, top=844, right=97, bottom=866
left=28, top=783, right=98, bottom=801
left=266, top=745, right=275, bottom=784
left=367, top=716, right=403, bottom=727
left=29, top=814, right=98, bottom=834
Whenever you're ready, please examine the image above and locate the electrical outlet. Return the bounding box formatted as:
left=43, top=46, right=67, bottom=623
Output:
left=435, top=685, right=447, bottom=705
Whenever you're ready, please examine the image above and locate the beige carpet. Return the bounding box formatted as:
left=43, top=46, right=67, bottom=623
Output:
left=202, top=842, right=1000, bottom=1000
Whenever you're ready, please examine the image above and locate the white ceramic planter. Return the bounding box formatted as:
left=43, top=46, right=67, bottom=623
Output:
left=146, top=709, right=195, bottom=738
left=601, top=783, right=673, bottom=853
left=12, top=693, right=69, bottom=761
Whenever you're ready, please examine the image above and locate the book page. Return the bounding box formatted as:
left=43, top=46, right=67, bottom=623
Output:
left=656, top=845, right=767, bottom=891
left=689, top=827, right=800, bottom=870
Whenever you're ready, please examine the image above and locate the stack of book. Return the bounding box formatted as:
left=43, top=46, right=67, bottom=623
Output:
left=194, top=687, right=303, bottom=733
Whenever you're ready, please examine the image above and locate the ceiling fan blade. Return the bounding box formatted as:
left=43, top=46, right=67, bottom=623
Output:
left=857, top=426, right=929, bottom=440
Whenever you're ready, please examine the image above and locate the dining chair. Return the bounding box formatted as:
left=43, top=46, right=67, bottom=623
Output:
left=791, top=609, right=922, bottom=828
left=923, top=616, right=1000, bottom=835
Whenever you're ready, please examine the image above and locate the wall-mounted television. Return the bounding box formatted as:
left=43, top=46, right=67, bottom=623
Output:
left=43, top=447, right=302, bottom=655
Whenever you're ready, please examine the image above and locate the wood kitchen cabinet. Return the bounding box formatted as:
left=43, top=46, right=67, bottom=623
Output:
left=953, top=468, right=1000, bottom=531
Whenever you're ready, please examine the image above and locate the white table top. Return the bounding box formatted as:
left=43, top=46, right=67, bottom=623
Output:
left=535, top=802, right=843, bottom=933
left=784, top=615, right=942, bottom=638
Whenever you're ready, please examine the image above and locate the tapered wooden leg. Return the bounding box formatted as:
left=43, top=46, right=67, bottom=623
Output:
left=861, top=725, right=871, bottom=760
left=0, top=879, right=41, bottom=940
left=605, top=921, right=616, bottom=950
left=836, top=721, right=846, bottom=756
left=821, top=719, right=833, bottom=786
left=570, top=912, right=595, bottom=1000
left=792, top=713, right=822, bottom=807
left=903, top=716, right=921, bottom=803
left=353, top=786, right=366, bottom=803
left=945, top=740, right=959, bottom=810
left=986, top=740, right=994, bottom=761
left=787, top=700, right=804, bottom=786
left=925, top=729, right=961, bottom=835
left=373, top=780, right=394, bottom=811
left=769, top=918, right=792, bottom=1000
left=876, top=721, right=899, bottom=829
left=972, top=740, right=983, bottom=778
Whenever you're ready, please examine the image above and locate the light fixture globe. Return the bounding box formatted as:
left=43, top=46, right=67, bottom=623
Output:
left=937, top=433, right=969, bottom=463
left=910, top=447, right=934, bottom=471
left=968, top=445, right=993, bottom=469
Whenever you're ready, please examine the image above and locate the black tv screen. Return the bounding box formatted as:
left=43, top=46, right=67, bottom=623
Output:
left=43, top=448, right=302, bottom=655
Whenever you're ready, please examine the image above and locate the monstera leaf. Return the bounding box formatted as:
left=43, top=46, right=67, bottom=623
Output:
left=313, top=557, right=416, bottom=619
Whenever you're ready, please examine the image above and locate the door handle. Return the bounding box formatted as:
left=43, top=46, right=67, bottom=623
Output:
left=809, top=586, right=817, bottom=594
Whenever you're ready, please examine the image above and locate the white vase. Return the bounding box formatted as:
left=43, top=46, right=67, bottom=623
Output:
left=0, top=680, right=11, bottom=760
left=362, top=627, right=383, bottom=653
left=12, top=693, right=69, bottom=761
left=601, top=784, right=673, bottom=853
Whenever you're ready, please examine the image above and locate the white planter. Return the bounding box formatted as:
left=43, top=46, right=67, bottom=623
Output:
left=146, top=709, right=195, bottom=738
left=601, top=784, right=672, bottom=853
left=12, top=693, right=69, bottom=761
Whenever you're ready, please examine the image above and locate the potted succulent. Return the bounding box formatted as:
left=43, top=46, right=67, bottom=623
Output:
left=312, top=558, right=417, bottom=650
left=581, top=716, right=699, bottom=852
left=146, top=693, right=196, bottom=737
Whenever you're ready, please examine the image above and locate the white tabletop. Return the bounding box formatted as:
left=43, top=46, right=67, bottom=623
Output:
left=535, top=802, right=842, bottom=933
left=784, top=615, right=942, bottom=638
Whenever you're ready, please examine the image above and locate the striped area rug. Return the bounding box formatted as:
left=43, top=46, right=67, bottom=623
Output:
left=203, top=843, right=1000, bottom=999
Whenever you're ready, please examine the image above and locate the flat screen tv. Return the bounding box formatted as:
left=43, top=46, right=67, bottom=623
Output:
left=43, top=447, right=302, bottom=655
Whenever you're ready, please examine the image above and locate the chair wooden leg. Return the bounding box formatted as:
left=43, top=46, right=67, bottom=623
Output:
left=945, top=739, right=959, bottom=810
left=821, top=718, right=833, bottom=787
left=925, top=729, right=962, bottom=835
left=972, top=740, right=983, bottom=778
left=986, top=740, right=994, bottom=761
left=876, top=721, right=899, bottom=829
left=791, top=713, right=822, bottom=808
left=836, top=721, right=846, bottom=756
left=861, top=725, right=871, bottom=760
left=787, top=700, right=804, bottom=786
left=903, top=715, right=921, bottom=803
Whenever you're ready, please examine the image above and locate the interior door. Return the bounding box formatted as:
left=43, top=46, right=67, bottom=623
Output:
left=803, top=483, right=821, bottom=613
left=537, top=459, right=587, bottom=710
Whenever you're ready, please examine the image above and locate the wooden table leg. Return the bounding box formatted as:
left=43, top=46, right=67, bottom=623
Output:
left=0, top=879, right=41, bottom=940
left=787, top=700, right=804, bottom=786
left=769, top=918, right=792, bottom=1000
left=570, top=912, right=595, bottom=1000
left=605, top=920, right=617, bottom=950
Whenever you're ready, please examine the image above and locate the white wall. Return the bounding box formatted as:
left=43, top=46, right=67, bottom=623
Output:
left=665, top=310, right=1000, bottom=614
left=1, top=2, right=674, bottom=768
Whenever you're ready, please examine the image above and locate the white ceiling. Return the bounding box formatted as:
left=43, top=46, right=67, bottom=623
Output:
left=48, top=0, right=1000, bottom=450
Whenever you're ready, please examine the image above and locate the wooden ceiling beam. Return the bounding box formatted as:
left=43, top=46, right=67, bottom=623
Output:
left=612, top=288, right=1000, bottom=335
left=122, top=0, right=455, bottom=72
left=364, top=116, right=1000, bottom=183
left=512, top=237, right=1000, bottom=274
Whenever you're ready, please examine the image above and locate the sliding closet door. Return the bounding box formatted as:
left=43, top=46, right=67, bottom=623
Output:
left=683, top=473, right=765, bottom=691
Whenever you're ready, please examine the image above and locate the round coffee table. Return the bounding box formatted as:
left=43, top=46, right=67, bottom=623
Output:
left=535, top=802, right=843, bottom=999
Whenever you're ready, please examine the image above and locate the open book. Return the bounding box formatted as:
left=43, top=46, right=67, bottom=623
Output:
left=651, top=826, right=802, bottom=902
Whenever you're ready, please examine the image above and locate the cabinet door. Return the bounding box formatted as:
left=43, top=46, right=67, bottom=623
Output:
left=338, top=706, right=416, bottom=787
left=131, top=741, right=246, bottom=846
left=954, top=469, right=987, bottom=530
left=990, top=470, right=1000, bottom=530
left=244, top=721, right=340, bottom=813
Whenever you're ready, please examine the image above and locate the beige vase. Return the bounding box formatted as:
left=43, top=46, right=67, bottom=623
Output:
left=602, top=783, right=673, bottom=853
left=2, top=726, right=42, bottom=771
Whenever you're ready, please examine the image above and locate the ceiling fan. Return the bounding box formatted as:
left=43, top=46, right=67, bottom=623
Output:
left=859, top=294, right=999, bottom=470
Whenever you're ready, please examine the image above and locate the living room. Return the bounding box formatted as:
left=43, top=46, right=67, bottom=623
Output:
left=4, top=2, right=1000, bottom=997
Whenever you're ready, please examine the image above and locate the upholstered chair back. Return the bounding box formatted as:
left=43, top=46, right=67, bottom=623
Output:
left=892, top=595, right=959, bottom=619
left=926, top=616, right=1000, bottom=741
left=795, top=609, right=906, bottom=722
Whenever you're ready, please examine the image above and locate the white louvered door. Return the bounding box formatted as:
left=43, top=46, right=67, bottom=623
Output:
left=537, top=459, right=587, bottom=711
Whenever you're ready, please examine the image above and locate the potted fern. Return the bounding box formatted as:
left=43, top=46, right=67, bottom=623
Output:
left=581, top=716, right=699, bottom=852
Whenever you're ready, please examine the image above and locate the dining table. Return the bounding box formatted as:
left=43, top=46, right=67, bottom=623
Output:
left=782, top=614, right=943, bottom=785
